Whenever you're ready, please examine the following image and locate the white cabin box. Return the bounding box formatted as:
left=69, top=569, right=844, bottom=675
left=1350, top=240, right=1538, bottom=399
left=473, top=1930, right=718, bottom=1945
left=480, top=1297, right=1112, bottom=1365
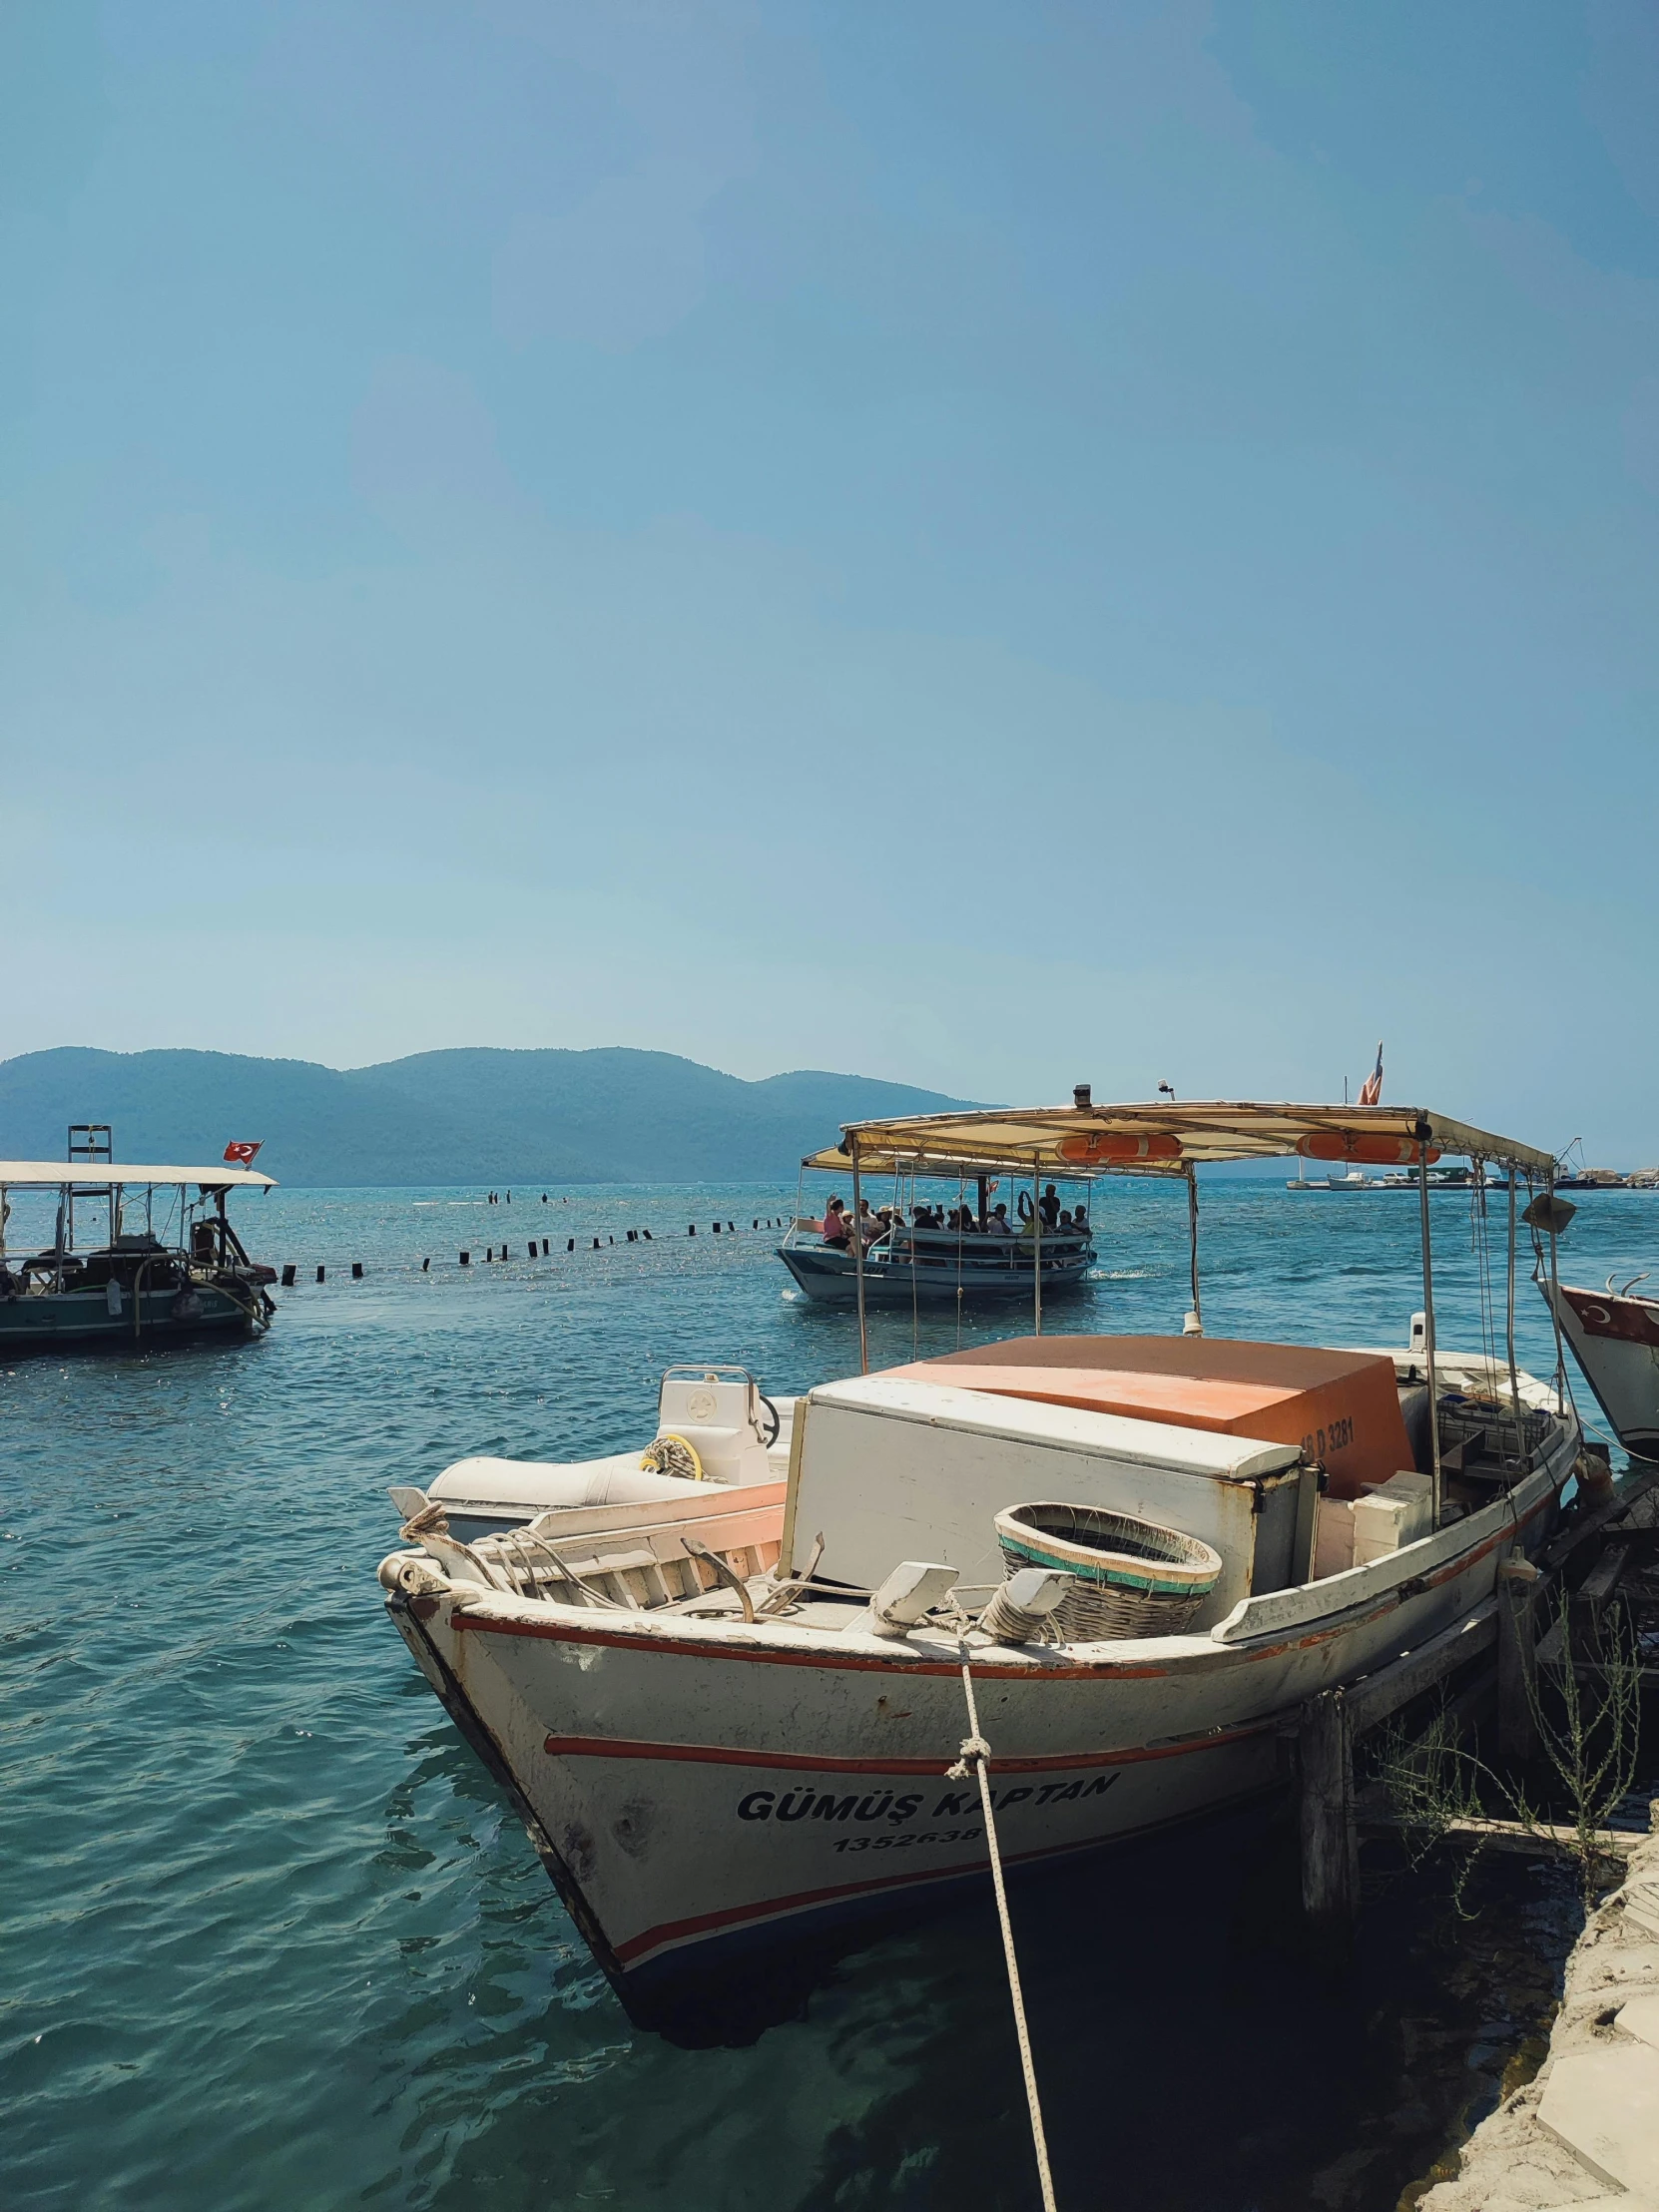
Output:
left=1352, top=1470, right=1434, bottom=1564
left=786, top=1378, right=1309, bottom=1627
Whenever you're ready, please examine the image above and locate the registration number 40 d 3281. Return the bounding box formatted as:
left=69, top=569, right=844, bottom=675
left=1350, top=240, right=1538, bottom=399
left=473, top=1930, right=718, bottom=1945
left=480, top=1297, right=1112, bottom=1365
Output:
left=831, top=1827, right=981, bottom=1853
left=1302, top=1415, right=1355, bottom=1458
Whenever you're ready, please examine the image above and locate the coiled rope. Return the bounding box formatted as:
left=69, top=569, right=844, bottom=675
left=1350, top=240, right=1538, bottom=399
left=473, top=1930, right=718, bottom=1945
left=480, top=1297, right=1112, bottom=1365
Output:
left=948, top=1653, right=1059, bottom=2212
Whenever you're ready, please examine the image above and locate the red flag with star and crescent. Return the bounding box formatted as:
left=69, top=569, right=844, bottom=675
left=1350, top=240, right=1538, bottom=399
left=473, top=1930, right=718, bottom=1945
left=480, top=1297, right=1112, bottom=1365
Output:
left=1358, top=1044, right=1383, bottom=1108
left=223, top=1141, right=263, bottom=1166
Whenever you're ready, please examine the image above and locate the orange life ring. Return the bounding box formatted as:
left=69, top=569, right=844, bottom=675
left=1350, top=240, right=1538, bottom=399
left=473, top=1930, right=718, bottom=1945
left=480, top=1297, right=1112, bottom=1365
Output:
left=1297, top=1133, right=1442, bottom=1166
left=1057, top=1130, right=1182, bottom=1165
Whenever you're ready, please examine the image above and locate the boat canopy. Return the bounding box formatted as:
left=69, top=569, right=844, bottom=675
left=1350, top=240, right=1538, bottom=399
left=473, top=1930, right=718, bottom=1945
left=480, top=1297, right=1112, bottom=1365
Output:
left=804, top=1100, right=1556, bottom=1179
left=0, top=1159, right=277, bottom=1191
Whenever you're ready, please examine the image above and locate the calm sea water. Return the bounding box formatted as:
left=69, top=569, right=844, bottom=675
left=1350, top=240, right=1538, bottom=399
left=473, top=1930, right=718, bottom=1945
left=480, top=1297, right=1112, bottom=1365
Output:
left=4, top=1178, right=1654, bottom=2212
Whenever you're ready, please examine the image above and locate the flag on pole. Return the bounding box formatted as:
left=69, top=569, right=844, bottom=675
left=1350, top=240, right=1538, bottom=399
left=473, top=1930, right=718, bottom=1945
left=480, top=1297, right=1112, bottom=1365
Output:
left=1358, top=1044, right=1383, bottom=1108
left=223, top=1140, right=264, bottom=1166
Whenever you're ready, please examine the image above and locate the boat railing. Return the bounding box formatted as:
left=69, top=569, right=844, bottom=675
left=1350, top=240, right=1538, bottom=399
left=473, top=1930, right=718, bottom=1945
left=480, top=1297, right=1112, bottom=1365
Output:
left=0, top=1240, right=250, bottom=1295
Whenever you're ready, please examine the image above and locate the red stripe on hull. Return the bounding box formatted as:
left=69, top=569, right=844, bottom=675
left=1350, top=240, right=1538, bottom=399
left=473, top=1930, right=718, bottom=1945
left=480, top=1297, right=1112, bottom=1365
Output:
left=542, top=1715, right=1277, bottom=1776
left=613, top=1779, right=1269, bottom=1968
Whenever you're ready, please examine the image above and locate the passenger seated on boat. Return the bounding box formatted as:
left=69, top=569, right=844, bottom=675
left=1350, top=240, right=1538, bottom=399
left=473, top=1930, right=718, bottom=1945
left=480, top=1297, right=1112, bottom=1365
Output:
left=1058, top=1209, right=1074, bottom=1233
left=821, top=1197, right=849, bottom=1248
left=1071, top=1204, right=1089, bottom=1237
left=988, top=1203, right=1013, bottom=1236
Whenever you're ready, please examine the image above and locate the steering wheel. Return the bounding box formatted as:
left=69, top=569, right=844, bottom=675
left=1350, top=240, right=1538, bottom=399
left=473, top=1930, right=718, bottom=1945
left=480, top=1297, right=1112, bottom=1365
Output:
left=757, top=1393, right=782, bottom=1447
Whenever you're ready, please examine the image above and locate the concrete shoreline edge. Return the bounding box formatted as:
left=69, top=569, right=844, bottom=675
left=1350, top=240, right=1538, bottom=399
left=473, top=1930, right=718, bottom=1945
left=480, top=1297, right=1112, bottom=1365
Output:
left=1419, top=1812, right=1659, bottom=2210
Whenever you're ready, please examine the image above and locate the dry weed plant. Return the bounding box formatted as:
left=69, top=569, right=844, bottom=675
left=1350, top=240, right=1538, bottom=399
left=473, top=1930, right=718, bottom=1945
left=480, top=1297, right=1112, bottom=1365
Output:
left=1374, top=1592, right=1642, bottom=1913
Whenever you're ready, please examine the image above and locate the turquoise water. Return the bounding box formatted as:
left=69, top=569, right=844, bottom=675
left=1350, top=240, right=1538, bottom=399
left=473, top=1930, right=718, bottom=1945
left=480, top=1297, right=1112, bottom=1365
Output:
left=4, top=1180, right=1653, bottom=2211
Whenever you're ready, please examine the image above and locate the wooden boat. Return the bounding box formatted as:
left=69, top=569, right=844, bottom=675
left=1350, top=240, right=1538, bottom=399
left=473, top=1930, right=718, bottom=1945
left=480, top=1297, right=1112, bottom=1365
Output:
left=1544, top=1276, right=1659, bottom=1459
left=779, top=1221, right=1095, bottom=1306
left=379, top=1097, right=1584, bottom=2028
left=778, top=1104, right=1102, bottom=1309
left=0, top=1140, right=277, bottom=1348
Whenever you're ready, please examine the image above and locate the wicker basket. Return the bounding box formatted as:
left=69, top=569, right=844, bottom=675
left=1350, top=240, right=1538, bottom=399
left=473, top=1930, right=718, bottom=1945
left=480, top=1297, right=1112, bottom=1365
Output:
left=994, top=1501, right=1223, bottom=1640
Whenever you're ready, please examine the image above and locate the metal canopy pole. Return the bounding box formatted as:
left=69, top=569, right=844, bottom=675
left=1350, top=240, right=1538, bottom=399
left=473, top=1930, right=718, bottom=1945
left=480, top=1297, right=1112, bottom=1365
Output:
left=851, top=1137, right=868, bottom=1376
left=1506, top=1166, right=1522, bottom=1460
left=1032, top=1160, right=1043, bottom=1337
left=1417, top=1125, right=1441, bottom=1527
left=1546, top=1162, right=1566, bottom=1412
left=1187, top=1164, right=1203, bottom=1333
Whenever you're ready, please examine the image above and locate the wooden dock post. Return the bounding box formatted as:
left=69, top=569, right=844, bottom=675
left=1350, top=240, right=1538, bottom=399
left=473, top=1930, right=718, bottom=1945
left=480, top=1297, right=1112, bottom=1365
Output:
left=1300, top=1686, right=1358, bottom=1937
left=1497, top=1555, right=1542, bottom=1763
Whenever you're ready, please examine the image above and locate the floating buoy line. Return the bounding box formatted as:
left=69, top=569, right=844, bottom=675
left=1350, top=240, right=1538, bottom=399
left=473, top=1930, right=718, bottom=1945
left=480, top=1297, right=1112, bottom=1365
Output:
left=273, top=1220, right=794, bottom=1290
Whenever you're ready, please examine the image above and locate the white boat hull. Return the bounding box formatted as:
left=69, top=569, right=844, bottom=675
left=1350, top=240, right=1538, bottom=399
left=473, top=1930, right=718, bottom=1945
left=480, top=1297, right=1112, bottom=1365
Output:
left=387, top=1433, right=1568, bottom=2022
left=1547, top=1280, right=1659, bottom=1457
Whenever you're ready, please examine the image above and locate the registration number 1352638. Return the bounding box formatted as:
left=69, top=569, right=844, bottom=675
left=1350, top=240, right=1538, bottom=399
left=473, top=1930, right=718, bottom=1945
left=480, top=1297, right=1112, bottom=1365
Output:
left=831, top=1827, right=981, bottom=1853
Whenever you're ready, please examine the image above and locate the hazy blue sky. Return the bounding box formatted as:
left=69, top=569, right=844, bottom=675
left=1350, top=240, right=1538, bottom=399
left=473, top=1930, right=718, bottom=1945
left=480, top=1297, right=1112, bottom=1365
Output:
left=4, top=3, right=1657, bottom=1154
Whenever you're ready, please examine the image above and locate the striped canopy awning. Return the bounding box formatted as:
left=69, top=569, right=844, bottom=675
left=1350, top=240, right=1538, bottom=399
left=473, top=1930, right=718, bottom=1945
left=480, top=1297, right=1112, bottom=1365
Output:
left=803, top=1100, right=1555, bottom=1180
left=0, top=1160, right=277, bottom=1190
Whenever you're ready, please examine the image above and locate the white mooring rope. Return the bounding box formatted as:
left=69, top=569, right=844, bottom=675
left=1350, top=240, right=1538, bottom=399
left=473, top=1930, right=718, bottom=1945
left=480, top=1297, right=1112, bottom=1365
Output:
left=948, top=1654, right=1060, bottom=2212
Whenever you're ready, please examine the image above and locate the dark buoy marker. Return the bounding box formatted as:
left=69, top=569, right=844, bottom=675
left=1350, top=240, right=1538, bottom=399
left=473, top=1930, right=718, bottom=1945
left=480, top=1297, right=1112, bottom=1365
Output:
left=280, top=1264, right=296, bottom=1288
left=351, top=1262, right=363, bottom=1280
left=316, top=1265, right=325, bottom=1283
left=460, top=1251, right=470, bottom=1266
left=422, top=1258, right=430, bottom=1272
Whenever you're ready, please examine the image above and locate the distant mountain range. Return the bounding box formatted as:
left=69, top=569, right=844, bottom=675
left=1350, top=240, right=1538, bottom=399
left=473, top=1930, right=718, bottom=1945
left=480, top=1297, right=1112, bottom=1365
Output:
left=0, top=1047, right=977, bottom=1187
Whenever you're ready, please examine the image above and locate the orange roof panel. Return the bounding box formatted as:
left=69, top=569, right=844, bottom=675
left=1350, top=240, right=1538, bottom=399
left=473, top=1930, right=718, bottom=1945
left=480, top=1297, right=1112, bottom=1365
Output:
left=884, top=1336, right=1414, bottom=1499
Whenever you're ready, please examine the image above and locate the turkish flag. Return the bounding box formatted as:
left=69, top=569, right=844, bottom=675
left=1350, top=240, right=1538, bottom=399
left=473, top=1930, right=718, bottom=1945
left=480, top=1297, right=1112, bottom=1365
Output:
left=223, top=1141, right=264, bottom=1165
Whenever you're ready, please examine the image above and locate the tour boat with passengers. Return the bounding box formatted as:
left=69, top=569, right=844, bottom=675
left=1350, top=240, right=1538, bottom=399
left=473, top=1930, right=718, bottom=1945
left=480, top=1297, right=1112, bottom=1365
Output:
left=0, top=1130, right=277, bottom=1348
left=378, top=1096, right=1589, bottom=2028
left=777, top=1110, right=1104, bottom=1307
